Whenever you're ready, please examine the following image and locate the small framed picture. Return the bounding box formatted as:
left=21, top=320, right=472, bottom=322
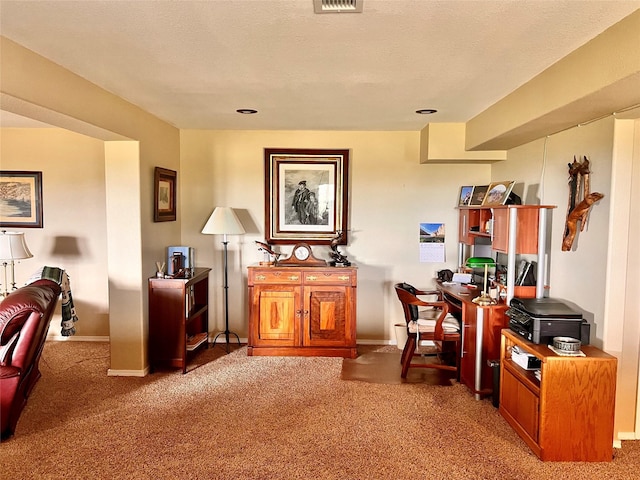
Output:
left=0, top=171, right=43, bottom=228
left=469, top=185, right=488, bottom=206
left=154, top=167, right=177, bottom=222
left=482, top=181, right=515, bottom=206
left=458, top=186, right=474, bottom=206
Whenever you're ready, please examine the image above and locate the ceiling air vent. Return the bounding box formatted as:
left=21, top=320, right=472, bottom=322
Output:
left=313, top=0, right=363, bottom=14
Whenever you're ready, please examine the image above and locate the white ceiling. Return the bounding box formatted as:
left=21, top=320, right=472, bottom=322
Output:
left=1, top=0, right=639, bottom=130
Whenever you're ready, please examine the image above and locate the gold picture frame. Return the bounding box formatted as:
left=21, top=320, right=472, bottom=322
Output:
left=482, top=181, right=515, bottom=206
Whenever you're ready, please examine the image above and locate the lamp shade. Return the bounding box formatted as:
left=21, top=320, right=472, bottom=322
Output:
left=0, top=231, right=33, bottom=261
left=201, top=207, right=245, bottom=235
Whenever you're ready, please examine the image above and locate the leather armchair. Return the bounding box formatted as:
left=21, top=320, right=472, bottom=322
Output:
left=1, top=279, right=61, bottom=439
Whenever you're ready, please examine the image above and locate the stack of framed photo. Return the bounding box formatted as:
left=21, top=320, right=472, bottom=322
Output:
left=458, top=181, right=516, bottom=206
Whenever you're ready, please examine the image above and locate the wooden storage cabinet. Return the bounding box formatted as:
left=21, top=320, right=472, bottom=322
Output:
left=459, top=300, right=509, bottom=395
left=247, top=266, right=357, bottom=358
left=458, top=205, right=542, bottom=254
left=148, top=268, right=211, bottom=373
left=490, top=207, right=540, bottom=254
left=499, top=329, right=617, bottom=461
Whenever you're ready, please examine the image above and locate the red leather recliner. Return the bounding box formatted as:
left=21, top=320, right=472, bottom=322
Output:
left=0, top=279, right=61, bottom=440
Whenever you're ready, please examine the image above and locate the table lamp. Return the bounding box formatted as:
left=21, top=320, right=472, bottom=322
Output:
left=0, top=231, right=33, bottom=297
left=466, top=257, right=497, bottom=306
left=201, top=207, right=245, bottom=353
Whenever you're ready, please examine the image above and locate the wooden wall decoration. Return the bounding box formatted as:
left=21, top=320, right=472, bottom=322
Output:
left=562, top=156, right=604, bottom=251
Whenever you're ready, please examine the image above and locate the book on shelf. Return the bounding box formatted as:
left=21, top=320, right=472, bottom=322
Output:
left=186, top=332, right=208, bottom=351
left=515, top=261, right=536, bottom=286
left=185, top=286, right=195, bottom=317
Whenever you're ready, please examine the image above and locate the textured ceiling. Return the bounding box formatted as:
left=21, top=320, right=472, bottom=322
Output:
left=1, top=0, right=639, bottom=130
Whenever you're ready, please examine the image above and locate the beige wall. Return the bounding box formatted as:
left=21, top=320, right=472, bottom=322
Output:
left=492, top=115, right=640, bottom=441
left=1, top=36, right=181, bottom=373
left=492, top=117, right=615, bottom=343
left=180, top=130, right=490, bottom=341
left=0, top=128, right=110, bottom=337
left=2, top=14, right=639, bottom=439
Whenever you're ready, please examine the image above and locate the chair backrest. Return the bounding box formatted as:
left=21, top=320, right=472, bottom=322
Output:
left=394, top=282, right=419, bottom=322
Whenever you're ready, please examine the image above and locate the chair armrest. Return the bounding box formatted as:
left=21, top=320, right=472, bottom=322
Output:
left=413, top=288, right=442, bottom=297
left=0, top=366, right=21, bottom=379
left=414, top=290, right=445, bottom=305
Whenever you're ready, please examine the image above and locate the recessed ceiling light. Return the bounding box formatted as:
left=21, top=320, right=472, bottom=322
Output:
left=236, top=109, right=258, bottom=114
left=416, top=109, right=438, bottom=115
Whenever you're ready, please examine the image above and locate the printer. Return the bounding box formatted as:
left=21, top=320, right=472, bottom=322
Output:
left=506, top=297, right=590, bottom=345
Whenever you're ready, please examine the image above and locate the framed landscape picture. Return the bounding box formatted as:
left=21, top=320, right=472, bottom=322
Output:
left=482, top=181, right=515, bottom=206
left=154, top=167, right=177, bottom=222
left=264, top=148, right=349, bottom=245
left=458, top=186, right=474, bottom=206
left=469, top=185, right=488, bottom=206
left=0, top=171, right=43, bottom=228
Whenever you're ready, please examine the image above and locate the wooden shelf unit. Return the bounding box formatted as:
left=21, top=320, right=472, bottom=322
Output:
left=458, top=205, right=555, bottom=303
left=247, top=265, right=357, bottom=358
left=148, top=267, right=211, bottom=373
left=499, top=329, right=617, bottom=461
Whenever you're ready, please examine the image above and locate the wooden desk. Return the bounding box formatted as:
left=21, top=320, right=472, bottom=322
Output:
left=437, top=282, right=509, bottom=399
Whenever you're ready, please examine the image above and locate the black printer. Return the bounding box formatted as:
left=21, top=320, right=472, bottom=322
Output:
left=506, top=297, right=590, bottom=345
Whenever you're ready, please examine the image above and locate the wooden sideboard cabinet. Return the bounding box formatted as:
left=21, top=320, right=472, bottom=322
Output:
left=148, top=267, right=211, bottom=373
left=247, top=266, right=357, bottom=358
left=499, top=329, right=617, bottom=461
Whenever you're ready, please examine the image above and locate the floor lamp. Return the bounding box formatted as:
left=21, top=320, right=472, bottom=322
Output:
left=201, top=207, right=245, bottom=353
left=0, top=231, right=34, bottom=297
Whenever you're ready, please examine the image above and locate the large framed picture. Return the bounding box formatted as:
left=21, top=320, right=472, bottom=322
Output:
left=482, top=181, right=515, bottom=206
left=264, top=148, right=349, bottom=245
left=154, top=167, right=177, bottom=222
left=0, top=171, right=43, bottom=228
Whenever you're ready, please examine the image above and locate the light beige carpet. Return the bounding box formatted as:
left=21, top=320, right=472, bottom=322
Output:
left=1, top=342, right=638, bottom=480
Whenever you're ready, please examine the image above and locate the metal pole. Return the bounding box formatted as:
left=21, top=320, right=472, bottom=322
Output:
left=212, top=233, right=241, bottom=353
left=223, top=237, right=230, bottom=352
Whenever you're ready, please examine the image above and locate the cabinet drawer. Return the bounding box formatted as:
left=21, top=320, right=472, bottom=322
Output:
left=304, top=270, right=355, bottom=285
left=250, top=269, right=302, bottom=284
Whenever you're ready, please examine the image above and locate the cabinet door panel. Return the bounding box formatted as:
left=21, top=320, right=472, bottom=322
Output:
left=492, top=208, right=509, bottom=252
left=254, top=287, right=298, bottom=346
left=502, top=367, right=539, bottom=441
left=304, top=286, right=351, bottom=346
left=460, top=304, right=477, bottom=389
left=492, top=208, right=539, bottom=254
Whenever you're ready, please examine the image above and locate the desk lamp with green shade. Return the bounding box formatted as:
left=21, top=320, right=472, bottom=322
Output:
left=466, top=257, right=497, bottom=306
